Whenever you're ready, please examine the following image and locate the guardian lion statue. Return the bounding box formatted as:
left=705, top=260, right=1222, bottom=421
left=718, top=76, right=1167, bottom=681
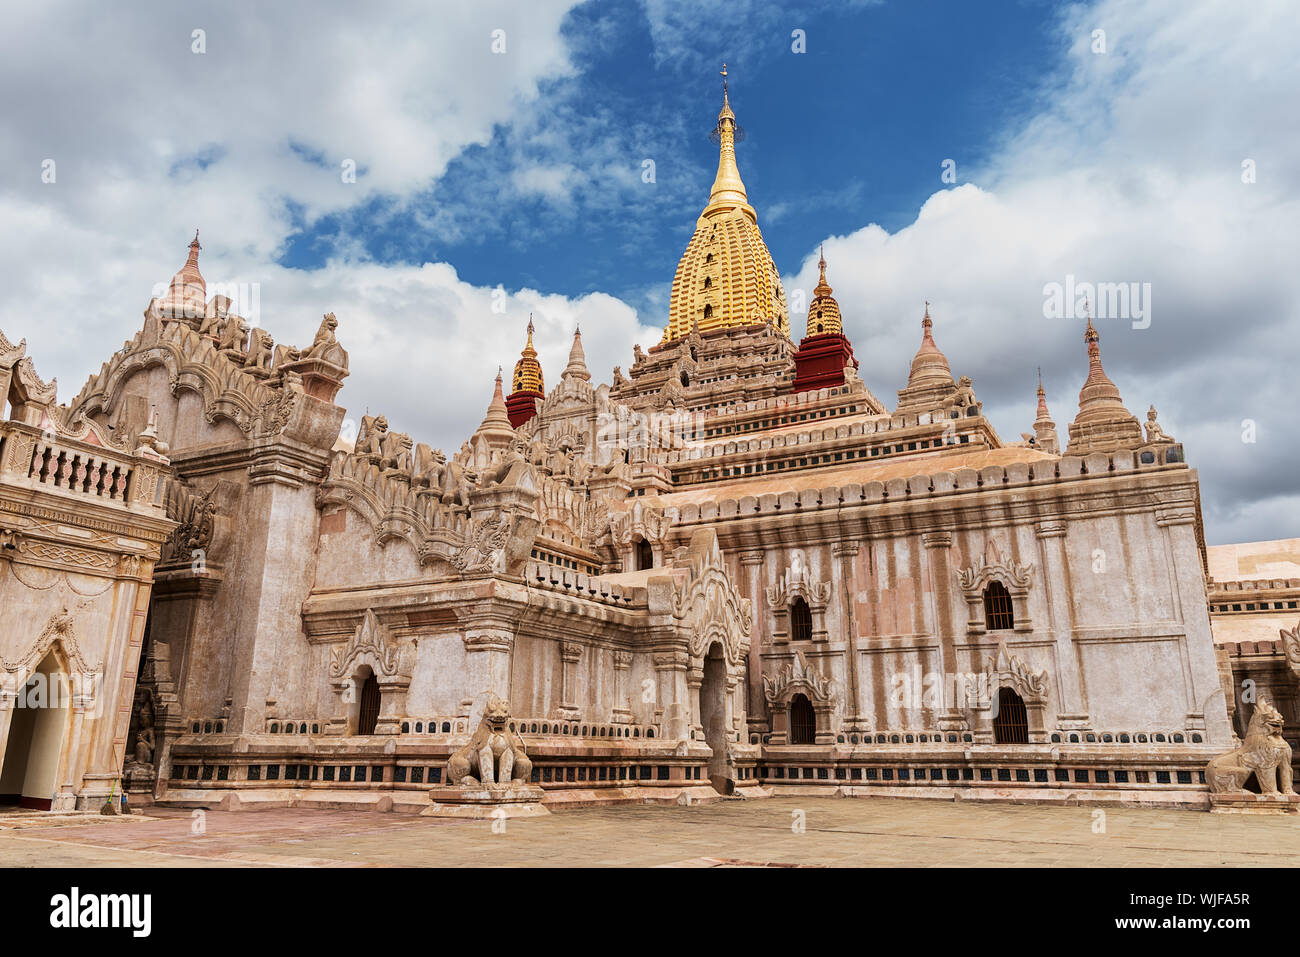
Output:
left=445, top=694, right=532, bottom=789
left=1206, top=698, right=1294, bottom=794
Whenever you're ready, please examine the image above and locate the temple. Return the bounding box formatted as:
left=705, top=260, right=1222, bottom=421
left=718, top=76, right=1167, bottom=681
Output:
left=1, top=71, right=1289, bottom=814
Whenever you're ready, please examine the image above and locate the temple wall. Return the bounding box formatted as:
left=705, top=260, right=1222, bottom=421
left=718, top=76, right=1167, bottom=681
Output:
left=698, top=469, right=1231, bottom=747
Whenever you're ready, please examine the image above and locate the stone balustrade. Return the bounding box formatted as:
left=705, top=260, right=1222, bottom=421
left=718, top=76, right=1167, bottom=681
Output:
left=0, top=420, right=158, bottom=508
left=524, top=560, right=643, bottom=608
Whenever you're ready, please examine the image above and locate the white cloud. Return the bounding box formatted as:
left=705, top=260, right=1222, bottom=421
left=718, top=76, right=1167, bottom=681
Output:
left=1, top=0, right=1294, bottom=548
left=0, top=0, right=582, bottom=389
left=782, top=0, right=1300, bottom=544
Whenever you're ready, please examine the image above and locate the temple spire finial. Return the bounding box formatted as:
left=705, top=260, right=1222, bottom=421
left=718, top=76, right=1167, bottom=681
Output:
left=706, top=62, right=749, bottom=214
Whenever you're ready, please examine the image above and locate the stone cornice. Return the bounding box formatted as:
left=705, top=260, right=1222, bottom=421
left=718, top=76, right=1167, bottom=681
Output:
left=675, top=465, right=1202, bottom=550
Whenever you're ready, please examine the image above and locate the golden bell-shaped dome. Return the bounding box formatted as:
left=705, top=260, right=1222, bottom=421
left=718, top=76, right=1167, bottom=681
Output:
left=510, top=317, right=544, bottom=395
left=806, top=248, right=842, bottom=337
left=663, top=66, right=788, bottom=342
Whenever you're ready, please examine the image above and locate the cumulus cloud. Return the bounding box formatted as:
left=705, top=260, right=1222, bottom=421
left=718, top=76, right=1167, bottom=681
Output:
left=0, top=0, right=581, bottom=397
left=1, top=0, right=1294, bottom=548
left=783, top=0, right=1300, bottom=543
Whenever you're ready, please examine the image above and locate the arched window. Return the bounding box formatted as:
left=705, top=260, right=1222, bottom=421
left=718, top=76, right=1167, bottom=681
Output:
left=983, top=581, right=1014, bottom=631
left=357, top=673, right=381, bottom=735
left=680, top=371, right=690, bottom=387
left=790, top=597, right=812, bottom=642
left=703, top=277, right=712, bottom=288
left=703, top=304, right=713, bottom=319
left=789, top=694, right=816, bottom=745
left=993, top=687, right=1029, bottom=744
left=634, top=538, right=653, bottom=571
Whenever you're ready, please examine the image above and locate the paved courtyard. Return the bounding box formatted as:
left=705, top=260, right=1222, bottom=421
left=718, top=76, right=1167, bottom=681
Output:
left=1, top=796, right=1297, bottom=867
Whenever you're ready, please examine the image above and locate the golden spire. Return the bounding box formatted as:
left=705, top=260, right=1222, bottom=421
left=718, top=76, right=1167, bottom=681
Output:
left=705, top=63, right=750, bottom=216
left=663, top=65, right=785, bottom=341
left=814, top=245, right=831, bottom=297
left=510, top=314, right=544, bottom=395
left=806, top=246, right=842, bottom=337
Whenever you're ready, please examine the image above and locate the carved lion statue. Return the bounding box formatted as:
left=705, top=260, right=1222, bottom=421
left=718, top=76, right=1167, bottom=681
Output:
left=1206, top=699, right=1294, bottom=795
left=445, top=694, right=532, bottom=789
left=244, top=329, right=274, bottom=371
left=438, top=456, right=474, bottom=507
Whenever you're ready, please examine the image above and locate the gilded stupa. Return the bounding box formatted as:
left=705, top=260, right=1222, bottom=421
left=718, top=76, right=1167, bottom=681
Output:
left=506, top=316, right=546, bottom=427
left=663, top=66, right=788, bottom=342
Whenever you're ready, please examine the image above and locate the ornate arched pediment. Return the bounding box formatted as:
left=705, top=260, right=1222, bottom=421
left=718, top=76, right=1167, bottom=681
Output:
left=1, top=606, right=103, bottom=701
left=328, top=609, right=412, bottom=683
left=957, top=552, right=1033, bottom=594
left=762, top=651, right=834, bottom=705
left=66, top=316, right=296, bottom=438
left=317, top=450, right=472, bottom=566
left=609, top=499, right=666, bottom=546
left=764, top=548, right=831, bottom=608
left=984, top=641, right=1049, bottom=704
left=672, top=528, right=752, bottom=665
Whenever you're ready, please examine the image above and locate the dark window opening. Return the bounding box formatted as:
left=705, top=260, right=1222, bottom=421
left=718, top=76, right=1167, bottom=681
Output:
left=634, top=538, right=653, bottom=571
left=790, top=597, right=812, bottom=642
left=992, top=688, right=1029, bottom=744
left=983, top=581, right=1014, bottom=631
left=357, top=672, right=381, bottom=736
left=789, top=694, right=816, bottom=745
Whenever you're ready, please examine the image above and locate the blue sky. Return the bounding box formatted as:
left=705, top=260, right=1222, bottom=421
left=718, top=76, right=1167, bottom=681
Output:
left=282, top=0, right=1066, bottom=318
left=2, top=0, right=1298, bottom=544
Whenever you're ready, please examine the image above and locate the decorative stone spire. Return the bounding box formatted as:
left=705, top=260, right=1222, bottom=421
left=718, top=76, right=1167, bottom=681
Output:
left=1075, top=314, right=1128, bottom=419
left=906, top=302, right=954, bottom=388
left=705, top=63, right=750, bottom=216
left=562, top=327, right=591, bottom=382
left=474, top=368, right=516, bottom=445
left=1032, top=369, right=1060, bottom=455
left=894, top=302, right=960, bottom=415
left=1065, top=308, right=1143, bottom=454
left=806, top=246, right=843, bottom=337
left=158, top=230, right=207, bottom=321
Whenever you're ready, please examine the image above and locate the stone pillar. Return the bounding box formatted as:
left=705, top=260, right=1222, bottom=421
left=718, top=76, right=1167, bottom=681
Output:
left=1035, top=520, right=1088, bottom=727
left=687, top=664, right=704, bottom=741
left=768, top=700, right=790, bottom=745
left=832, top=540, right=862, bottom=729
left=557, top=641, right=582, bottom=720
left=922, top=531, right=965, bottom=731
left=653, top=651, right=690, bottom=742
left=374, top=674, right=411, bottom=735
left=739, top=550, right=766, bottom=730
left=612, top=651, right=633, bottom=724
left=463, top=627, right=515, bottom=714
left=56, top=690, right=92, bottom=812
